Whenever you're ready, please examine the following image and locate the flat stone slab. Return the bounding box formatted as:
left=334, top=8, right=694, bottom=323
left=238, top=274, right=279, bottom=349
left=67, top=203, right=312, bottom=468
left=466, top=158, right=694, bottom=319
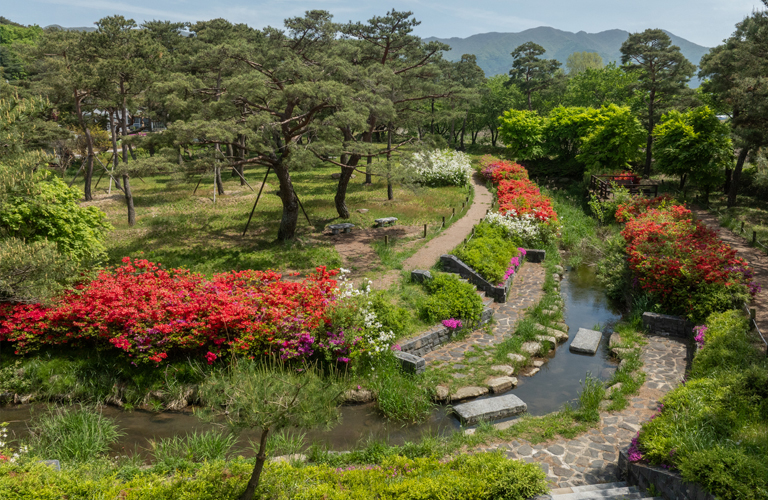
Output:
left=487, top=376, right=518, bottom=393
left=524, top=367, right=540, bottom=377
left=520, top=341, right=542, bottom=355
left=569, top=328, right=603, bottom=354
left=452, top=393, right=527, bottom=425
left=452, top=386, right=488, bottom=401
left=490, top=364, right=515, bottom=376
left=507, top=353, right=526, bottom=363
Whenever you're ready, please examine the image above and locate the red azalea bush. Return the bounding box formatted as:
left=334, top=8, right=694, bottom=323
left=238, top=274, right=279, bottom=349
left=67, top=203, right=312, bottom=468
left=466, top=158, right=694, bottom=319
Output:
left=496, top=178, right=558, bottom=223
left=620, top=202, right=758, bottom=321
left=0, top=258, right=342, bottom=364
left=615, top=194, right=674, bottom=223
left=479, top=155, right=529, bottom=183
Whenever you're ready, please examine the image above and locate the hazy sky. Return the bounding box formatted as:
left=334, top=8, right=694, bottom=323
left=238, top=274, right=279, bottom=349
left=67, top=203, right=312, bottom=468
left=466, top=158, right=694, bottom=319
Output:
left=4, top=0, right=764, bottom=47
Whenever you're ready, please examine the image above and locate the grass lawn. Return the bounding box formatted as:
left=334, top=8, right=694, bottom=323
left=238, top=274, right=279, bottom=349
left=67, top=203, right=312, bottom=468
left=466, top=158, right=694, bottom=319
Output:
left=73, top=160, right=471, bottom=275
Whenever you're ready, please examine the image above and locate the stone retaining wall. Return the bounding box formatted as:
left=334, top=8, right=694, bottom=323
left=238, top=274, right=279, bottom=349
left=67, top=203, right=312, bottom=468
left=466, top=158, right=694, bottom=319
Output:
left=642, top=312, right=693, bottom=338
left=619, top=451, right=715, bottom=500
left=399, top=306, right=493, bottom=358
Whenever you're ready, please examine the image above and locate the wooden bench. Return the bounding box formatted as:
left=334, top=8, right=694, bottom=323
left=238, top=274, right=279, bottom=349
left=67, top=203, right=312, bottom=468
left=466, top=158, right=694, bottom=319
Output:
left=374, top=217, right=398, bottom=228
left=328, top=223, right=355, bottom=235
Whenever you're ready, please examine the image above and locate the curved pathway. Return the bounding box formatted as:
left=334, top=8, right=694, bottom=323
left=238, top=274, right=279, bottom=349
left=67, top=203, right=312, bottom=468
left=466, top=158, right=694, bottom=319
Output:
left=693, top=208, right=768, bottom=352
left=476, top=336, right=688, bottom=489
left=331, top=174, right=493, bottom=290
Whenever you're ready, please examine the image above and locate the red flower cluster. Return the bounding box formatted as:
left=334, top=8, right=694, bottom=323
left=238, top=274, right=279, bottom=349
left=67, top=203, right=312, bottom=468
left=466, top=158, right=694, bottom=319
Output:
left=620, top=201, right=757, bottom=318
left=0, top=258, right=341, bottom=364
left=480, top=156, right=529, bottom=183
left=615, top=194, right=674, bottom=223
left=496, top=179, right=558, bottom=223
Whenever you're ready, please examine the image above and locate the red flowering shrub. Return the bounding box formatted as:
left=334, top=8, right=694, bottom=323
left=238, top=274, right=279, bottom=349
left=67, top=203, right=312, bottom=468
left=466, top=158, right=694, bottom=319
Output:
left=615, top=194, right=674, bottom=223
left=496, top=178, right=558, bottom=223
left=480, top=156, right=529, bottom=183
left=620, top=203, right=757, bottom=320
left=0, top=258, right=341, bottom=363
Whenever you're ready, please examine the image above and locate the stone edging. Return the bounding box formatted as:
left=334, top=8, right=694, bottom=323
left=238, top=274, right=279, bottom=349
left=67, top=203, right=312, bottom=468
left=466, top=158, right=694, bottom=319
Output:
left=641, top=312, right=693, bottom=338
left=399, top=306, right=494, bottom=359
left=439, top=249, right=545, bottom=303
left=618, top=451, right=715, bottom=500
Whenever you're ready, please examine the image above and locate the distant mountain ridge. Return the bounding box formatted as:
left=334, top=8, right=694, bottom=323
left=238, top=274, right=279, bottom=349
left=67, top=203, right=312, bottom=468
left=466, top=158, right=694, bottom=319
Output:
left=424, top=26, right=710, bottom=79
left=44, top=24, right=97, bottom=32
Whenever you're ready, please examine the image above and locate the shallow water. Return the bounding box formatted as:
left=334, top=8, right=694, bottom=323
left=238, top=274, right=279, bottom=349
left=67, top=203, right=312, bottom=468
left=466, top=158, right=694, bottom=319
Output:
left=0, top=265, right=621, bottom=453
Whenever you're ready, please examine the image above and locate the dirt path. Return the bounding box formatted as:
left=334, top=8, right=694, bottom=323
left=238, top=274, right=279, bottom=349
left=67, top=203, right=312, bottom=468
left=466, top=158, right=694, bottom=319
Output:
left=334, top=175, right=492, bottom=290
left=693, top=208, right=768, bottom=352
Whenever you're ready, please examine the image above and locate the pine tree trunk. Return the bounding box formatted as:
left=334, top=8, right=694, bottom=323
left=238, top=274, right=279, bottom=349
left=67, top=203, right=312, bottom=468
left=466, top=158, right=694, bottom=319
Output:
left=108, top=110, right=123, bottom=193
left=643, top=91, right=655, bottom=178
left=74, top=92, right=94, bottom=201
left=123, top=174, right=135, bottom=226
left=239, top=428, right=269, bottom=500
left=387, top=124, right=393, bottom=201
left=274, top=164, right=300, bottom=241
left=215, top=165, right=225, bottom=195
left=724, top=166, right=732, bottom=194
left=679, top=173, right=687, bottom=191
left=728, top=147, right=750, bottom=208
left=459, top=115, right=467, bottom=151
left=335, top=168, right=353, bottom=218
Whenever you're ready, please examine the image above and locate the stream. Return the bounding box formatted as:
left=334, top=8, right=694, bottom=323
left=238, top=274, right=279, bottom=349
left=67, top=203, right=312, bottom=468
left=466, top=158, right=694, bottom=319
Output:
left=0, top=266, right=622, bottom=456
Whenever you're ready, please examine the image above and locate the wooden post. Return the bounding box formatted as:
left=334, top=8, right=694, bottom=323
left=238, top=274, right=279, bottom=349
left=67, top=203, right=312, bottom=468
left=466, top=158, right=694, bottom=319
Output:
left=741, top=221, right=745, bottom=233
left=385, top=235, right=389, bottom=246
left=423, top=224, right=427, bottom=238
left=750, top=308, right=756, bottom=321
left=442, top=216, right=445, bottom=228
left=754, top=231, right=758, bottom=246
left=243, top=166, right=271, bottom=236
left=452, top=208, right=455, bottom=216
left=461, top=202, right=464, bottom=209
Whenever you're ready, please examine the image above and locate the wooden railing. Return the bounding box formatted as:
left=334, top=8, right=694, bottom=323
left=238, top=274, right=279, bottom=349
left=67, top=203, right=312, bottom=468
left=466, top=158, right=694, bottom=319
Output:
left=589, top=174, right=658, bottom=200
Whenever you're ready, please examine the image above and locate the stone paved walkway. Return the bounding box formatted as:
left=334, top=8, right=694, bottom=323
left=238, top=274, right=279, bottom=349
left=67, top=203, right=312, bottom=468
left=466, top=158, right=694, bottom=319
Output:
left=422, top=263, right=547, bottom=365
left=476, top=335, right=689, bottom=488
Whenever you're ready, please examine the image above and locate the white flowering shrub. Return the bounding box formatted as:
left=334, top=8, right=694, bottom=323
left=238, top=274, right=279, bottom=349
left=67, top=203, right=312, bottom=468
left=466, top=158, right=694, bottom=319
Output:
left=406, top=149, right=473, bottom=187
left=485, top=211, right=560, bottom=247
left=332, top=269, right=396, bottom=363
left=0, top=422, right=29, bottom=463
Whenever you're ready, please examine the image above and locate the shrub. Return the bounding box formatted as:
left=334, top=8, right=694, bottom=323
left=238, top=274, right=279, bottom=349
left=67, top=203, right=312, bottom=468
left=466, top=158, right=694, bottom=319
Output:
left=0, top=173, right=112, bottom=264
left=405, top=149, right=472, bottom=187
left=619, top=203, right=756, bottom=321
left=28, top=406, right=123, bottom=462
left=635, top=310, right=768, bottom=500
left=0, top=238, right=79, bottom=304
left=0, top=259, right=341, bottom=364
left=453, top=223, right=521, bottom=283
left=420, top=273, right=483, bottom=324
left=498, top=109, right=545, bottom=160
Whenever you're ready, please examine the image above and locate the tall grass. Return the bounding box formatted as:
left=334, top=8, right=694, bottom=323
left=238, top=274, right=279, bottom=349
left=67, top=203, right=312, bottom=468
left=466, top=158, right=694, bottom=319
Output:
left=574, top=374, right=606, bottom=423
left=28, top=406, right=123, bottom=462
left=264, top=429, right=307, bottom=457
left=368, top=355, right=434, bottom=423
left=150, top=429, right=236, bottom=468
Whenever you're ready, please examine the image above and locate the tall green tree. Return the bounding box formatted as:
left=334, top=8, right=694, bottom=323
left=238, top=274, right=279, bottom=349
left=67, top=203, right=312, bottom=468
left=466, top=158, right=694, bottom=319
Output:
left=699, top=0, right=768, bottom=207
left=498, top=108, right=545, bottom=160
left=563, top=62, right=637, bottom=108
left=620, top=29, right=696, bottom=177
left=566, top=51, right=603, bottom=74
left=653, top=106, right=731, bottom=197
left=508, top=42, right=561, bottom=111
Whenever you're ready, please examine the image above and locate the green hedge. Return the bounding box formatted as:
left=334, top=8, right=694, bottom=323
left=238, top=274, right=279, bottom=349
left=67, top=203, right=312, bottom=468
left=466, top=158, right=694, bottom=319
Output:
left=637, top=310, right=768, bottom=500
left=0, top=452, right=548, bottom=500
left=452, top=223, right=521, bottom=284
left=420, top=273, right=483, bottom=324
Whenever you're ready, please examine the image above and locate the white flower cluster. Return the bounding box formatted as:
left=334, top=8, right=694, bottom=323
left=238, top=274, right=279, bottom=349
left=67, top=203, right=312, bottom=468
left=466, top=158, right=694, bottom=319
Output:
left=485, top=211, right=542, bottom=241
left=0, top=424, right=29, bottom=462
left=334, top=269, right=395, bottom=359
left=407, top=149, right=473, bottom=187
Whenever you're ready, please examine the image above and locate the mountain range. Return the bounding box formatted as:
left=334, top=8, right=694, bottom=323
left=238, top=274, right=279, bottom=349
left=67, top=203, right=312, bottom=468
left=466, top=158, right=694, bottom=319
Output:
left=425, top=27, right=711, bottom=79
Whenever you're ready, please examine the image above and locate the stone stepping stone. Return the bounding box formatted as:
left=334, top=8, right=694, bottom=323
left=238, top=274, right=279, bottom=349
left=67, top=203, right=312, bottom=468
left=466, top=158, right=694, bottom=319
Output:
left=434, top=385, right=450, bottom=402
left=609, top=333, right=622, bottom=347
left=534, top=324, right=568, bottom=342
left=532, top=360, right=545, bottom=367
left=374, top=217, right=398, bottom=227
left=507, top=353, right=526, bottom=363
left=524, top=367, right=540, bottom=377
left=487, top=376, right=518, bottom=393
left=542, top=308, right=559, bottom=316
left=452, top=393, right=527, bottom=425
left=520, top=341, right=541, bottom=355
left=451, top=386, right=488, bottom=401
left=554, top=321, right=569, bottom=332
left=569, top=328, right=602, bottom=354
left=490, top=365, right=515, bottom=376
left=611, top=347, right=635, bottom=358
left=535, top=335, right=557, bottom=347
left=328, top=223, right=355, bottom=234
